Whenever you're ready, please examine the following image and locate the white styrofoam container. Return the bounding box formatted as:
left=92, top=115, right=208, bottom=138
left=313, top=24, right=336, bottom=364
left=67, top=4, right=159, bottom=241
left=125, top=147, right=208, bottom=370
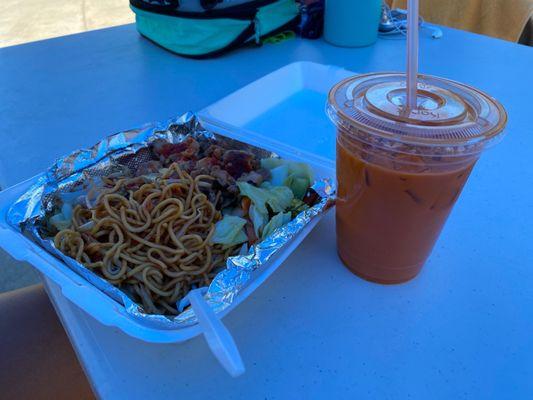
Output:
left=0, top=117, right=334, bottom=345
left=199, top=61, right=354, bottom=161
left=0, top=61, right=346, bottom=346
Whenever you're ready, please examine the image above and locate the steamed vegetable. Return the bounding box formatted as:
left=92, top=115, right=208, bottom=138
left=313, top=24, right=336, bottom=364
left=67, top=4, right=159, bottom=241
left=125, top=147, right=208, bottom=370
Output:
left=261, top=212, right=292, bottom=239
left=284, top=175, right=310, bottom=200
left=49, top=203, right=73, bottom=231
left=260, top=158, right=284, bottom=170
left=211, top=215, right=248, bottom=248
left=249, top=205, right=268, bottom=237
left=269, top=164, right=289, bottom=187
left=260, top=158, right=314, bottom=200
left=287, top=199, right=310, bottom=218
left=236, top=182, right=293, bottom=214
left=217, top=159, right=316, bottom=245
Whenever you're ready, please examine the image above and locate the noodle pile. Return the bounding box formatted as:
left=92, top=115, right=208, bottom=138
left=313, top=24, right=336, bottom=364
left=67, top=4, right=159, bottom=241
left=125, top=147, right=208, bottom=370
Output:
left=53, top=162, right=236, bottom=315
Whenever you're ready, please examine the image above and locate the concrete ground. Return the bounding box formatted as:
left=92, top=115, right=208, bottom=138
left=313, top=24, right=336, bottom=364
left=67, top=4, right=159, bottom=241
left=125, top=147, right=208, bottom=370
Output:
left=0, top=251, right=40, bottom=293
left=0, top=1, right=133, bottom=292
left=0, top=0, right=134, bottom=47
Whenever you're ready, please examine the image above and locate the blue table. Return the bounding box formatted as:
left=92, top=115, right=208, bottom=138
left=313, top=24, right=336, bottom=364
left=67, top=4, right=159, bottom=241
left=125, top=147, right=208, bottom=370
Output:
left=1, top=25, right=532, bottom=399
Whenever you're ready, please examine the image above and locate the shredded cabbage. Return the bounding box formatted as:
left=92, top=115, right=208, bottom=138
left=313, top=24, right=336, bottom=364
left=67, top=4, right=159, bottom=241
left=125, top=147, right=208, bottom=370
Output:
left=284, top=175, right=310, bottom=200
left=260, top=158, right=314, bottom=199
left=49, top=203, right=73, bottom=231
left=288, top=198, right=310, bottom=217
left=249, top=205, right=268, bottom=237
left=237, top=182, right=293, bottom=214
left=261, top=212, right=292, bottom=239
left=269, top=164, right=289, bottom=187
left=211, top=215, right=248, bottom=248
left=260, top=158, right=284, bottom=170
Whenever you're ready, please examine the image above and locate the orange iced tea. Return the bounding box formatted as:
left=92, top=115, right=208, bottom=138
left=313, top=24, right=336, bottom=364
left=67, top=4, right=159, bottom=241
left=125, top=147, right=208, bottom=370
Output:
left=327, top=73, right=507, bottom=283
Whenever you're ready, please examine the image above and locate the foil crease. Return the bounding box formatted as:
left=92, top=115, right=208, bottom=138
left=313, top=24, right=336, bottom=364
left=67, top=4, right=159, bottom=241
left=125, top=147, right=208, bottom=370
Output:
left=8, top=113, right=335, bottom=329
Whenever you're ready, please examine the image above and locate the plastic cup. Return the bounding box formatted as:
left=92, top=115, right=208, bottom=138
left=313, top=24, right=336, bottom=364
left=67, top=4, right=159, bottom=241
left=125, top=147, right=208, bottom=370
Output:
left=324, top=0, right=382, bottom=47
left=327, top=73, right=507, bottom=284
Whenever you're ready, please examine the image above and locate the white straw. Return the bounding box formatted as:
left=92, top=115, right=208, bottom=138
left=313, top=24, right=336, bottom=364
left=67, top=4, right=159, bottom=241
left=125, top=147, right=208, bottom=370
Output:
left=406, top=0, right=419, bottom=111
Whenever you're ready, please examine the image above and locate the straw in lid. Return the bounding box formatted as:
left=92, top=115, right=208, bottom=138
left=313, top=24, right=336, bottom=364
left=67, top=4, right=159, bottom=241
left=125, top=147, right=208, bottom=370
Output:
left=327, top=73, right=507, bottom=155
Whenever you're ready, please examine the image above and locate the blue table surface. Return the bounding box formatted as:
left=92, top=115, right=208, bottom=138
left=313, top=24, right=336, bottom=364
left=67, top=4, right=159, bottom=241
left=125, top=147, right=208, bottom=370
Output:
left=1, top=24, right=532, bottom=399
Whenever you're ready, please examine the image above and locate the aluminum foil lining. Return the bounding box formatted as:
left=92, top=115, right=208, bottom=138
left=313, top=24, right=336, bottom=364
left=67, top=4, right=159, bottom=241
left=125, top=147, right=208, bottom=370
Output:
left=8, top=113, right=335, bottom=329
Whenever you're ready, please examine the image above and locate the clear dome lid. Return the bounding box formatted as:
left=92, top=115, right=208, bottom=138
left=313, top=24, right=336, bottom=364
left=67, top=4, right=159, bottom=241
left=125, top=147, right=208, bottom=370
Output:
left=327, top=73, right=507, bottom=156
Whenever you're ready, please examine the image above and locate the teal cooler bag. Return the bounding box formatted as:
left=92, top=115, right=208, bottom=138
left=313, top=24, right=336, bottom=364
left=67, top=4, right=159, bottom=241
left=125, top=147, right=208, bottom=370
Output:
left=130, top=0, right=301, bottom=58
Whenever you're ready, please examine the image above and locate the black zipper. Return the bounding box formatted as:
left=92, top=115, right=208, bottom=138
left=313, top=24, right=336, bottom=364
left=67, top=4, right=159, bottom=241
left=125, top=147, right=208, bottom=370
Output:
left=130, top=0, right=280, bottom=20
